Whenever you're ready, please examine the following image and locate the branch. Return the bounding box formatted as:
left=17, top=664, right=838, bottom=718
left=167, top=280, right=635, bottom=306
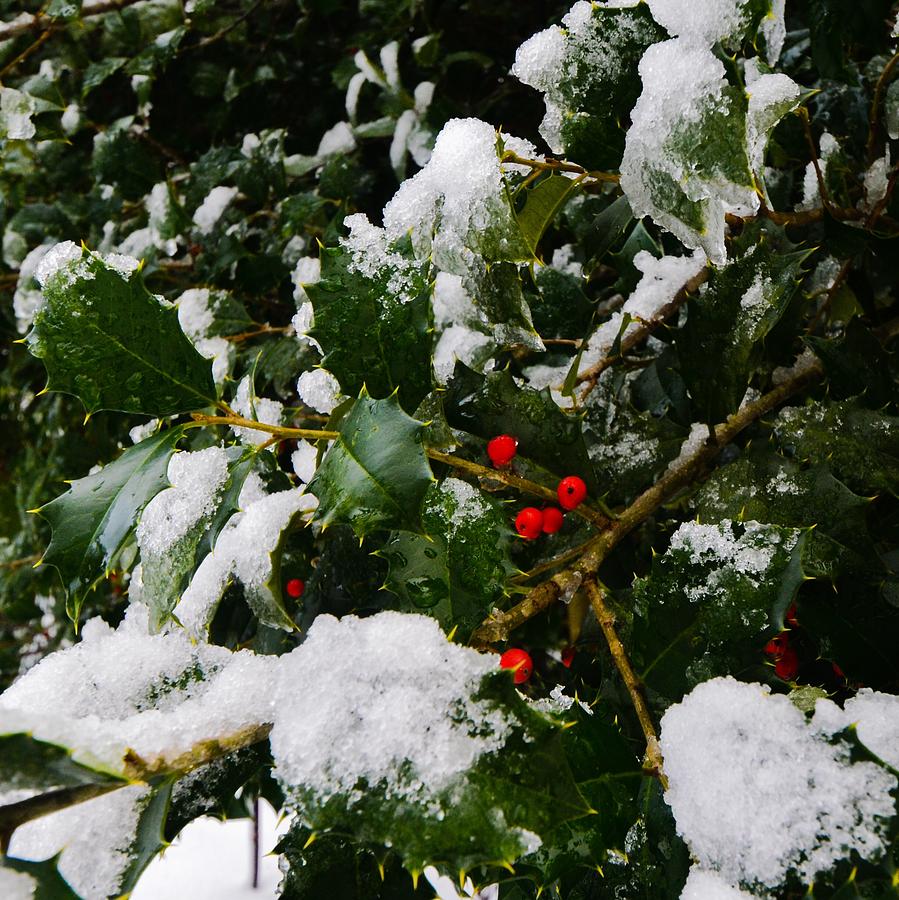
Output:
left=586, top=579, right=667, bottom=788
left=500, top=150, right=620, bottom=185
left=192, top=412, right=611, bottom=526
left=470, top=356, right=825, bottom=646
left=0, top=0, right=145, bottom=42
left=576, top=268, right=709, bottom=398
left=866, top=49, right=899, bottom=165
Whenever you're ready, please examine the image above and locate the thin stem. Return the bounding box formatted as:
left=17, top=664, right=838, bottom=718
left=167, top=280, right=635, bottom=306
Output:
left=500, top=150, right=621, bottom=185
left=182, top=0, right=265, bottom=53
left=799, top=108, right=836, bottom=216
left=225, top=324, right=292, bottom=344
left=470, top=356, right=825, bottom=647
left=866, top=49, right=899, bottom=164
left=0, top=0, right=145, bottom=41
left=192, top=412, right=339, bottom=442
left=586, top=579, right=667, bottom=789
left=0, top=29, right=50, bottom=79
left=576, top=268, right=709, bottom=399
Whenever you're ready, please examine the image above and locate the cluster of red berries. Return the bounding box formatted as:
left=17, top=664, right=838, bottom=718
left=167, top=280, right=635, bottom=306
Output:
left=763, top=603, right=800, bottom=680
left=487, top=435, right=588, bottom=541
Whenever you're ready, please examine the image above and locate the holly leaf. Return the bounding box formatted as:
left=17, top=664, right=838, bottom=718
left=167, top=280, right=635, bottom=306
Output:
left=515, top=174, right=581, bottom=257
left=308, top=391, right=433, bottom=537
left=0, top=732, right=124, bottom=797
left=1, top=857, right=81, bottom=899
left=142, top=447, right=257, bottom=631
left=26, top=250, right=216, bottom=416
left=286, top=674, right=591, bottom=874
left=278, top=825, right=432, bottom=900
left=382, top=478, right=514, bottom=640
left=629, top=519, right=808, bottom=704
left=676, top=240, right=808, bottom=424
left=695, top=453, right=873, bottom=577
left=512, top=3, right=665, bottom=171
left=36, top=427, right=185, bottom=620
left=443, top=365, right=597, bottom=493
left=306, top=244, right=432, bottom=412
left=774, top=399, right=899, bottom=496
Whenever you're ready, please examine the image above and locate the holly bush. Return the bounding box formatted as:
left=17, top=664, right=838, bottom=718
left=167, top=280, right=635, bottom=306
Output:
left=1, top=1, right=899, bottom=898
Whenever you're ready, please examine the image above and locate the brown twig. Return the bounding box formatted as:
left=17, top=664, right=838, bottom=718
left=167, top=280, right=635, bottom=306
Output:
left=0, top=28, right=50, bottom=78
left=470, top=356, right=825, bottom=647
left=866, top=49, right=899, bottom=165
left=181, top=0, right=265, bottom=53
left=0, top=0, right=145, bottom=42
left=500, top=150, right=620, bottom=185
left=576, top=268, right=709, bottom=399
left=225, top=324, right=292, bottom=344
left=586, top=579, right=667, bottom=788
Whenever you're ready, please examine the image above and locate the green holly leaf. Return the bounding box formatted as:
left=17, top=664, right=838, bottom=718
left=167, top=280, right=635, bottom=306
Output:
left=306, top=243, right=432, bottom=412
left=512, top=3, right=665, bottom=171
left=470, top=261, right=543, bottom=352
left=26, top=249, right=216, bottom=416
left=518, top=699, right=641, bottom=885
left=113, top=783, right=174, bottom=896
left=36, top=427, right=185, bottom=620
left=308, top=391, right=433, bottom=537
left=0, top=732, right=125, bottom=797
left=289, top=674, right=591, bottom=874
left=630, top=519, right=808, bottom=703
left=774, top=399, right=899, bottom=496
left=515, top=174, right=582, bottom=257
left=382, top=478, right=514, bottom=640
left=676, top=240, right=808, bottom=424
left=141, top=447, right=257, bottom=632
left=695, top=453, right=873, bottom=579
left=443, top=365, right=598, bottom=494
left=278, top=825, right=432, bottom=900
left=1, top=857, right=81, bottom=899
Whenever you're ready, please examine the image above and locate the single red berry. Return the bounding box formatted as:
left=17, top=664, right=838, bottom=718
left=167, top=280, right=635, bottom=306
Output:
left=286, top=578, right=305, bottom=599
left=500, top=648, right=533, bottom=684
left=542, top=506, right=564, bottom=534
left=487, top=434, right=518, bottom=468
left=763, top=633, right=790, bottom=659
left=832, top=662, right=845, bottom=679
left=557, top=476, right=587, bottom=511
left=774, top=647, right=799, bottom=680
left=515, top=507, right=544, bottom=540
left=561, top=646, right=576, bottom=668
left=785, top=603, right=799, bottom=627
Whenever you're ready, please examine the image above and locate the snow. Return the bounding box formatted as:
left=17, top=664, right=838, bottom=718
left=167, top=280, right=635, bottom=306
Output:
left=316, top=120, right=356, bottom=157
left=620, top=39, right=758, bottom=264
left=270, top=612, right=515, bottom=813
left=61, top=102, right=80, bottom=134
left=660, top=677, right=897, bottom=891
left=798, top=132, right=839, bottom=210
left=291, top=255, right=321, bottom=304
left=862, top=150, right=891, bottom=213
left=132, top=800, right=284, bottom=900
left=341, top=213, right=422, bottom=302
left=680, top=867, right=753, bottom=899
left=193, top=186, right=239, bottom=234
left=843, top=690, right=899, bottom=771
left=231, top=376, right=284, bottom=447
left=13, top=243, right=51, bottom=333
left=0, top=87, right=36, bottom=140
left=512, top=1, right=657, bottom=154
left=34, top=240, right=84, bottom=289
left=579, top=249, right=705, bottom=368
left=175, top=486, right=315, bottom=637
left=425, top=866, right=499, bottom=900
left=745, top=63, right=801, bottom=175
left=297, top=368, right=343, bottom=414
left=383, top=117, right=533, bottom=274
left=0, top=607, right=277, bottom=777
left=10, top=784, right=153, bottom=899
left=136, top=447, right=230, bottom=557
left=433, top=325, right=494, bottom=385
left=290, top=440, right=318, bottom=482
left=177, top=288, right=234, bottom=385
left=646, top=0, right=775, bottom=49
left=0, top=868, right=36, bottom=899
left=129, top=420, right=160, bottom=444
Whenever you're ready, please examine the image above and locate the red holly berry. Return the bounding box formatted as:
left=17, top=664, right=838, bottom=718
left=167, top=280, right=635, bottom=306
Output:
left=286, top=578, right=305, bottom=599
left=542, top=506, right=564, bottom=534
left=763, top=633, right=790, bottom=659
left=832, top=662, right=845, bottom=679
left=785, top=603, right=799, bottom=627
left=774, top=647, right=799, bottom=680
left=561, top=646, right=576, bottom=668
left=500, top=648, right=533, bottom=684
left=487, top=434, right=518, bottom=468
left=515, top=507, right=544, bottom=540
left=557, top=476, right=587, bottom=511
